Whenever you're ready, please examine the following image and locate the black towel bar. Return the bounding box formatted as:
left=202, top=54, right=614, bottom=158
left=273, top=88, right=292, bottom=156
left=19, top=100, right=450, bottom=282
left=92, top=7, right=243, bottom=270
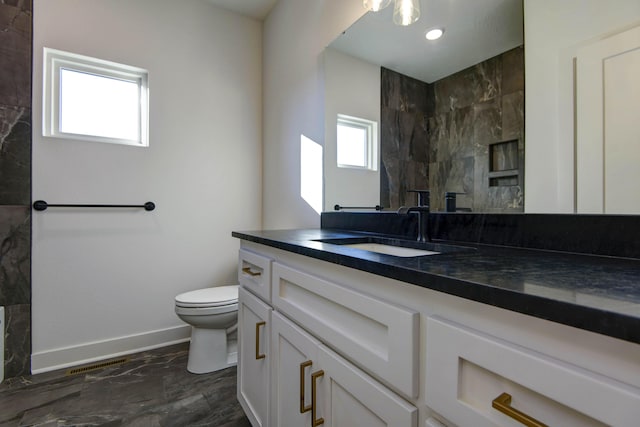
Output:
left=334, top=204, right=383, bottom=211
left=33, top=200, right=155, bottom=211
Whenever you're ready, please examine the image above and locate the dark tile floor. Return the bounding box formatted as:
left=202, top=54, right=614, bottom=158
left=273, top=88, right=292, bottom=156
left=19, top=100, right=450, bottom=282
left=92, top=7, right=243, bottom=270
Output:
left=0, top=343, right=251, bottom=426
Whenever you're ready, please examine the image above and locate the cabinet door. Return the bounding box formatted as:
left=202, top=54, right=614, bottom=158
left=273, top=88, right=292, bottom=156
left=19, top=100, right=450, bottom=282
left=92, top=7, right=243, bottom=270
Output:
left=270, top=312, right=322, bottom=427
left=315, top=345, right=418, bottom=427
left=575, top=24, right=640, bottom=213
left=238, top=287, right=271, bottom=427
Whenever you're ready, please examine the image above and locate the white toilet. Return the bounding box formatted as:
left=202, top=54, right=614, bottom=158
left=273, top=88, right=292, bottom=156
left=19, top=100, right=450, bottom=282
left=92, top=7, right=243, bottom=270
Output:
left=175, top=285, right=239, bottom=374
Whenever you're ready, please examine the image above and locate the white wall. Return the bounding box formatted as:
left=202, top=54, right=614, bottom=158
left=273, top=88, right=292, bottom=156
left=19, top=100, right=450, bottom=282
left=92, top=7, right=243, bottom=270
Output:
left=262, top=0, right=366, bottom=228
left=323, top=48, right=380, bottom=212
left=31, top=0, right=262, bottom=372
left=524, top=0, right=640, bottom=213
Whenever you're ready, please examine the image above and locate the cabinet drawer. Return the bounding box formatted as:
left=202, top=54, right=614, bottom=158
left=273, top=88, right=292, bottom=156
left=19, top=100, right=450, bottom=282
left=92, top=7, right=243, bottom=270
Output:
left=425, top=316, right=640, bottom=427
left=272, top=262, right=419, bottom=398
left=238, top=249, right=272, bottom=302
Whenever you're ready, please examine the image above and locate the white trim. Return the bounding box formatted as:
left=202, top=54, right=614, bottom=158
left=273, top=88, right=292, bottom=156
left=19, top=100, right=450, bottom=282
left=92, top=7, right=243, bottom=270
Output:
left=42, top=47, right=149, bottom=147
left=31, top=325, right=191, bottom=374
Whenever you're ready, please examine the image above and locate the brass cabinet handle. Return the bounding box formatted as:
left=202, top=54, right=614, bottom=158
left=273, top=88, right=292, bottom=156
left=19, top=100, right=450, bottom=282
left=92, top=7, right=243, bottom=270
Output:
left=255, top=321, right=266, bottom=360
left=242, top=267, right=261, bottom=277
left=300, top=360, right=313, bottom=413
left=492, top=392, right=548, bottom=427
left=311, top=370, right=325, bottom=427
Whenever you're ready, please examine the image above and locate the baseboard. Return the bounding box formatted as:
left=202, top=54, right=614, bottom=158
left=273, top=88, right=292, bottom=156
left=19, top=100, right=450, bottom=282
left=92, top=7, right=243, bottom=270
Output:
left=31, top=325, right=191, bottom=374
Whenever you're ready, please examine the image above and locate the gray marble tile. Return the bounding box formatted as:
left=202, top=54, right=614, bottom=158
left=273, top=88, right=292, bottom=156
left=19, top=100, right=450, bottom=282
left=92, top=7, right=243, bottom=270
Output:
left=0, top=205, right=31, bottom=306
left=0, top=374, right=84, bottom=425
left=429, top=158, right=475, bottom=212
left=381, top=67, right=430, bottom=113
left=4, top=303, right=30, bottom=379
left=502, top=90, right=524, bottom=141
left=502, top=46, right=525, bottom=95
left=473, top=99, right=502, bottom=146
left=433, top=55, right=502, bottom=115
left=0, top=105, right=31, bottom=205
left=381, top=47, right=524, bottom=212
left=0, top=343, right=250, bottom=426
left=0, top=2, right=32, bottom=109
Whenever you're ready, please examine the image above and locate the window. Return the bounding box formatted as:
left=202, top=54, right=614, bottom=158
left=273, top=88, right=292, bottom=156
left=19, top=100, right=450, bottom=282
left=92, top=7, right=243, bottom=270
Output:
left=43, top=48, right=149, bottom=147
left=336, top=114, right=377, bottom=170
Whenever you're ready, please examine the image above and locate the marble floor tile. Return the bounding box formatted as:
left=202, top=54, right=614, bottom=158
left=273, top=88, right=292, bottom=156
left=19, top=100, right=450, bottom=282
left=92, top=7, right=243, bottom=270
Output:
left=0, top=343, right=250, bottom=426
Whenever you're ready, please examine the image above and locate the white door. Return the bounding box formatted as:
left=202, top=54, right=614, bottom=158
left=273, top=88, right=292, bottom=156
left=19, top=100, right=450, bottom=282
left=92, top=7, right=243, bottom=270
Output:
left=316, top=345, right=418, bottom=427
left=270, top=312, right=322, bottom=427
left=576, top=24, right=640, bottom=213
left=238, top=288, right=271, bottom=427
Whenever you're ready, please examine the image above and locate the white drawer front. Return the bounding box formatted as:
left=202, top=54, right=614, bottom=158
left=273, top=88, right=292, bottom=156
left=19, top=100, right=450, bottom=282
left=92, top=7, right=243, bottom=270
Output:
left=238, top=249, right=272, bottom=302
left=425, top=316, right=640, bottom=427
left=272, top=262, right=419, bottom=398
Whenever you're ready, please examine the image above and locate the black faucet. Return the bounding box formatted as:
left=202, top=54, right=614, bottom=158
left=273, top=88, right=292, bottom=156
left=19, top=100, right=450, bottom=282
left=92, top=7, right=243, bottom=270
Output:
left=398, top=190, right=431, bottom=242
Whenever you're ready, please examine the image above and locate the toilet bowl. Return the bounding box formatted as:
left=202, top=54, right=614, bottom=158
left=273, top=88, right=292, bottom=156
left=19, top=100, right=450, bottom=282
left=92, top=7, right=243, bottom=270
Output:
left=175, top=285, right=239, bottom=374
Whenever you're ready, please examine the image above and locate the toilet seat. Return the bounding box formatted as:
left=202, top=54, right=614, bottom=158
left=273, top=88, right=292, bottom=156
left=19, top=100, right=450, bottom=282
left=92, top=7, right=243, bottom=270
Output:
left=175, top=285, right=239, bottom=308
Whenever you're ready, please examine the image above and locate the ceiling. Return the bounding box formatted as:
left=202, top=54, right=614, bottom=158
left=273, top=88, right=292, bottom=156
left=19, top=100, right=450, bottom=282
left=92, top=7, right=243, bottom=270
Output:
left=329, top=0, right=523, bottom=83
left=205, top=0, right=277, bottom=20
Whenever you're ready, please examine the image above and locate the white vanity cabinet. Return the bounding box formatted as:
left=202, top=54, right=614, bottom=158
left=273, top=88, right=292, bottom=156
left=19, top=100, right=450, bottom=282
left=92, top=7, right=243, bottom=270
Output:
left=271, top=310, right=418, bottom=427
left=237, top=241, right=640, bottom=427
left=238, top=245, right=419, bottom=427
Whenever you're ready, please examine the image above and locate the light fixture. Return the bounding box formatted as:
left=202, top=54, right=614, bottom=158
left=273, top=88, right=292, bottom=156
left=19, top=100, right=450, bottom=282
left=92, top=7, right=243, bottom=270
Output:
left=425, top=28, right=444, bottom=40
left=363, top=0, right=392, bottom=12
left=393, top=0, right=420, bottom=26
left=364, top=0, right=421, bottom=26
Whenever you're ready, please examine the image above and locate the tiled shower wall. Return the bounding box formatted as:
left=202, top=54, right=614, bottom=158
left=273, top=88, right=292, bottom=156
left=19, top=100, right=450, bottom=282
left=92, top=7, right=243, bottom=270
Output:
left=381, top=46, right=525, bottom=212
left=0, top=0, right=32, bottom=379
left=380, top=67, right=433, bottom=209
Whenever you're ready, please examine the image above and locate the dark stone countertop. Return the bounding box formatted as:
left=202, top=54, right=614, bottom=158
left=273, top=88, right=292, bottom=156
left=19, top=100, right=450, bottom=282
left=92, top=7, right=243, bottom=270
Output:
left=232, top=228, right=640, bottom=345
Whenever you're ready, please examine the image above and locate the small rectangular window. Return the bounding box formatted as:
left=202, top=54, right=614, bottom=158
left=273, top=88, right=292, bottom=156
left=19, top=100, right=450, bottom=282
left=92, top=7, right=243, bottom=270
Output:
left=43, top=48, right=149, bottom=147
left=337, top=114, right=377, bottom=170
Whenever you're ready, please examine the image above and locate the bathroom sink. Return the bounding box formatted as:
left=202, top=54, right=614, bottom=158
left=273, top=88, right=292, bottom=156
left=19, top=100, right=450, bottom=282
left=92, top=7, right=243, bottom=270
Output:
left=314, top=237, right=475, bottom=258
left=341, top=243, right=440, bottom=257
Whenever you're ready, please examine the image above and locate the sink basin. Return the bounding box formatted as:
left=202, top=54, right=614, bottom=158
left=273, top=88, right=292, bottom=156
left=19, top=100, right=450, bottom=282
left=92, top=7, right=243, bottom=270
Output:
left=314, top=236, right=475, bottom=258
left=342, top=243, right=440, bottom=257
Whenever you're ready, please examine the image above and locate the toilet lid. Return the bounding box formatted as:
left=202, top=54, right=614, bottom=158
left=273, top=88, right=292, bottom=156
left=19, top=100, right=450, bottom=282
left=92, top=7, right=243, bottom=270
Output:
left=175, top=285, right=239, bottom=308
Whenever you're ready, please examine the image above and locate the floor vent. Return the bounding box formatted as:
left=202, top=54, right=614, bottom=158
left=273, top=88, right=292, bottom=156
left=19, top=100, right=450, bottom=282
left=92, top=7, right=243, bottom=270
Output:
left=66, top=356, right=130, bottom=376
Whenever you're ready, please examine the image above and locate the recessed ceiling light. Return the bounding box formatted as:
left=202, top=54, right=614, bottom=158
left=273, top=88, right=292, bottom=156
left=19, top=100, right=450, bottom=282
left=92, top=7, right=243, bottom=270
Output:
left=425, top=28, right=444, bottom=41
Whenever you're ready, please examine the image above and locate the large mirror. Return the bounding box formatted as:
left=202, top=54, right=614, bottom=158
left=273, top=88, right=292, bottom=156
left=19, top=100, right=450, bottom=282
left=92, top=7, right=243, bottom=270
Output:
left=323, top=0, right=640, bottom=214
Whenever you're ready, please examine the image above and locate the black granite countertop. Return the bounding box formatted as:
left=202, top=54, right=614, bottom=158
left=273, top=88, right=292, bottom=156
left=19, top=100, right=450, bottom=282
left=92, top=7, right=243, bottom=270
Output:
left=232, top=228, right=640, bottom=345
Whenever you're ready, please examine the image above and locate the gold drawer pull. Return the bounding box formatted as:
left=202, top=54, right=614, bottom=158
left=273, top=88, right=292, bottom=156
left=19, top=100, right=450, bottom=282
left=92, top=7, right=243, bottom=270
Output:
left=492, top=392, right=548, bottom=427
left=242, top=267, right=262, bottom=277
left=255, top=321, right=266, bottom=360
left=311, top=370, right=325, bottom=426
left=300, top=360, right=313, bottom=413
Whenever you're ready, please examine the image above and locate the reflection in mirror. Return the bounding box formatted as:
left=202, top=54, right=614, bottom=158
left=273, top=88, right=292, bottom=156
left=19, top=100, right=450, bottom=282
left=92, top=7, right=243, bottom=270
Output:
left=324, top=0, right=524, bottom=212
left=326, top=0, right=640, bottom=215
